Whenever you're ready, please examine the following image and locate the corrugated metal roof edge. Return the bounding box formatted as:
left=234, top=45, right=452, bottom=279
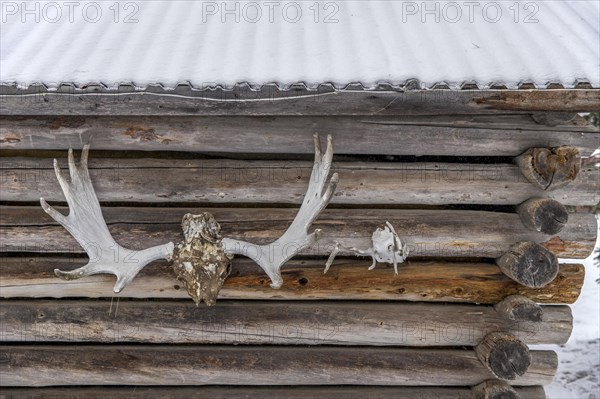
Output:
left=1, top=79, right=598, bottom=95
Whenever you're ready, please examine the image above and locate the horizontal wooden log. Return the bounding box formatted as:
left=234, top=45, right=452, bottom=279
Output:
left=1, top=88, right=598, bottom=115
left=0, top=345, right=558, bottom=386
left=2, top=157, right=598, bottom=206
left=1, top=114, right=598, bottom=157
left=1, top=206, right=595, bottom=259
left=0, top=300, right=573, bottom=346
left=0, top=257, right=585, bottom=304
left=0, top=386, right=548, bottom=399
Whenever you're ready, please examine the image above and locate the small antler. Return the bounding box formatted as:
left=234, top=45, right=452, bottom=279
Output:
left=41, top=146, right=174, bottom=293
left=222, top=134, right=339, bottom=288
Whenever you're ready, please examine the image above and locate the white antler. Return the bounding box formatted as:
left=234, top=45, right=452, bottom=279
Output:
left=41, top=146, right=174, bottom=293
left=222, top=134, right=339, bottom=288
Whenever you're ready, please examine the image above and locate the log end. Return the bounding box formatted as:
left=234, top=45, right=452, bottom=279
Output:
left=515, top=146, right=581, bottom=191
left=517, top=198, right=568, bottom=235
left=496, top=242, right=559, bottom=288
left=494, top=295, right=543, bottom=322
left=471, top=379, right=520, bottom=399
left=476, top=333, right=532, bottom=380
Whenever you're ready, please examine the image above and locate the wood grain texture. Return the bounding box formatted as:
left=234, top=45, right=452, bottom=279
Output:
left=0, top=257, right=585, bottom=304
left=0, top=300, right=573, bottom=346
left=475, top=333, right=531, bottom=380
left=471, top=380, right=520, bottom=399
left=1, top=114, right=598, bottom=157
left=517, top=198, right=569, bottom=234
left=495, top=242, right=559, bottom=288
left=1, top=89, right=598, bottom=115
left=1, top=206, right=595, bottom=259
left=0, top=345, right=558, bottom=386
left=2, top=157, right=598, bottom=206
left=494, top=295, right=543, bottom=322
left=0, top=386, right=548, bottom=399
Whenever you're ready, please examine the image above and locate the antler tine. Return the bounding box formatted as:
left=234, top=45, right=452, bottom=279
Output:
left=222, top=134, right=339, bottom=289
left=297, top=134, right=339, bottom=230
left=41, top=146, right=174, bottom=293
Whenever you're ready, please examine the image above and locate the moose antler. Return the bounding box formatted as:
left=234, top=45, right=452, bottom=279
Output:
left=41, top=146, right=175, bottom=293
left=221, top=134, right=339, bottom=288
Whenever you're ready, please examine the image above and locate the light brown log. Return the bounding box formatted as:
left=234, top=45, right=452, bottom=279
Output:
left=471, top=380, right=520, bottom=399
left=0, top=386, right=548, bottom=399
left=0, top=300, right=573, bottom=346
left=495, top=295, right=543, bottom=322
left=476, top=333, right=532, bottom=380
left=0, top=345, right=558, bottom=386
left=1, top=87, right=598, bottom=115
left=2, top=157, right=598, bottom=206
left=517, top=198, right=569, bottom=234
left=0, top=257, right=585, bottom=304
left=496, top=242, right=559, bottom=288
left=1, top=206, right=596, bottom=259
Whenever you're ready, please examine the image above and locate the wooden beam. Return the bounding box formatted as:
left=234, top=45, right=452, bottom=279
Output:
left=1, top=206, right=595, bottom=259
left=0, top=257, right=585, bottom=304
left=0, top=300, right=573, bottom=346
left=1, top=114, right=598, bottom=157
left=0, top=345, right=558, bottom=386
left=1, top=88, right=598, bottom=115
left=0, top=386, right=548, bottom=399
left=2, top=157, right=598, bottom=206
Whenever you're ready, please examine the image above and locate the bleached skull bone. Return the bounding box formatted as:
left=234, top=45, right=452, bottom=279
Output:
left=324, top=221, right=409, bottom=275
left=370, top=223, right=409, bottom=266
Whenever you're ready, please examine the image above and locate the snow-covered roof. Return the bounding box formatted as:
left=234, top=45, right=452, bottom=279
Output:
left=1, top=1, right=599, bottom=89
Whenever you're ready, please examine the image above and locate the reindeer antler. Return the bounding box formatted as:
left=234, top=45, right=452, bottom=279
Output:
left=41, top=146, right=175, bottom=293
left=221, top=134, right=339, bottom=288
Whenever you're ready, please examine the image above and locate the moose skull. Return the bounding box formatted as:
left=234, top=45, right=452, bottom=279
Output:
left=171, top=213, right=233, bottom=306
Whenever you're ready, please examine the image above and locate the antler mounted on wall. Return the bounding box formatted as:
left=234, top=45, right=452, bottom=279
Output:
left=41, top=147, right=175, bottom=293
left=222, top=134, right=338, bottom=289
left=43, top=135, right=338, bottom=306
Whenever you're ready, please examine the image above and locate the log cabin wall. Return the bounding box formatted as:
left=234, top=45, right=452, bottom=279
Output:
left=1, top=85, right=599, bottom=398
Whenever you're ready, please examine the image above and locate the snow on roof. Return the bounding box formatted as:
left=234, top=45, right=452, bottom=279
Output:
left=1, top=1, right=599, bottom=89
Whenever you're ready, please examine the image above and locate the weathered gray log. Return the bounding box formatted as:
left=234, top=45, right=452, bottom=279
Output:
left=1, top=114, right=598, bottom=157
left=495, top=295, right=543, bottom=322
left=0, top=300, right=573, bottom=346
left=2, top=157, right=598, bottom=206
left=0, top=386, right=548, bottom=399
left=0, top=257, right=585, bottom=304
left=0, top=345, right=558, bottom=386
left=471, top=380, right=519, bottom=399
left=1, top=207, right=596, bottom=259
left=476, top=333, right=532, bottom=380
left=515, top=146, right=582, bottom=190
left=517, top=198, right=569, bottom=234
left=1, top=87, right=598, bottom=115
left=496, top=242, right=559, bottom=288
